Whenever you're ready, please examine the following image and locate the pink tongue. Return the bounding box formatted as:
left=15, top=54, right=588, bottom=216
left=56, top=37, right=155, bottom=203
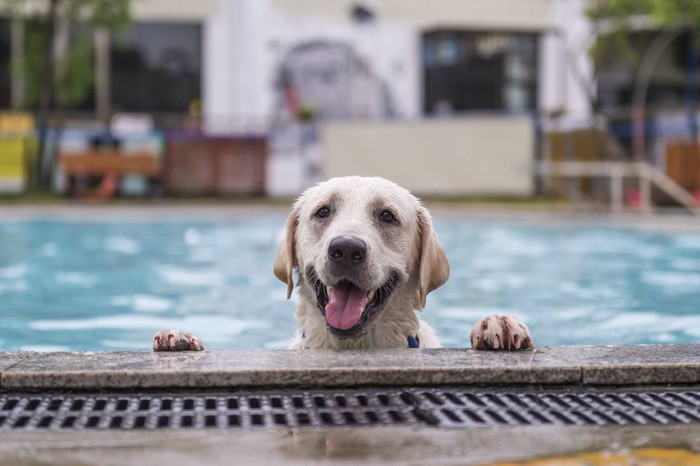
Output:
left=325, top=283, right=370, bottom=330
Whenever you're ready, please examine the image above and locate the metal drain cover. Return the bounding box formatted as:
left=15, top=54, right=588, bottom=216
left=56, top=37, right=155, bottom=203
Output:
left=2, top=387, right=700, bottom=431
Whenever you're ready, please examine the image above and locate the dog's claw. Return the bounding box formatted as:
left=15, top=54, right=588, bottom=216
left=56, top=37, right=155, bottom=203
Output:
left=152, top=329, right=204, bottom=351
left=470, top=316, right=533, bottom=351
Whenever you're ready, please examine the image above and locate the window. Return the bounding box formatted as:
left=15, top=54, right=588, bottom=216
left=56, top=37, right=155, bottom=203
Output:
left=422, top=30, right=539, bottom=114
left=110, top=22, right=201, bottom=113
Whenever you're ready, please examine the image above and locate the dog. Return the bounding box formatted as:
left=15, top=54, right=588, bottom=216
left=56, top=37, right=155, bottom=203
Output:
left=153, top=176, right=532, bottom=351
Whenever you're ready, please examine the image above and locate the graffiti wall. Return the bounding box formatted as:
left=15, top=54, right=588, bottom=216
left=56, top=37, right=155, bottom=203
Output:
left=274, top=39, right=396, bottom=120
left=202, top=0, right=420, bottom=129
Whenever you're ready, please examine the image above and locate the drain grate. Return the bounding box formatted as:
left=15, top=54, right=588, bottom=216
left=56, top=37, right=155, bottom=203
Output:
left=2, top=387, right=700, bottom=431
left=407, top=388, right=700, bottom=428
left=0, top=389, right=416, bottom=431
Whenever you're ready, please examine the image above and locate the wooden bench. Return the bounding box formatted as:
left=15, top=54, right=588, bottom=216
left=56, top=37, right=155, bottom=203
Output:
left=60, top=150, right=161, bottom=176
left=59, top=149, right=162, bottom=198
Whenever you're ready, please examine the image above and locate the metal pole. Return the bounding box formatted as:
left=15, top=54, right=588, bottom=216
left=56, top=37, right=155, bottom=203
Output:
left=10, top=20, right=24, bottom=109
left=686, top=31, right=699, bottom=196
left=95, top=28, right=111, bottom=124
left=36, top=0, right=59, bottom=190
left=687, top=31, right=698, bottom=143
left=632, top=29, right=684, bottom=162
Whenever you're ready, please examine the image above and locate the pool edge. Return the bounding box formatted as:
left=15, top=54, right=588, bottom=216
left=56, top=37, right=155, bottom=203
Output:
left=2, top=344, right=699, bottom=390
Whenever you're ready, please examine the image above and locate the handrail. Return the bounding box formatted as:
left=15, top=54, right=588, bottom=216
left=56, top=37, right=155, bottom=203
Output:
left=537, top=160, right=700, bottom=215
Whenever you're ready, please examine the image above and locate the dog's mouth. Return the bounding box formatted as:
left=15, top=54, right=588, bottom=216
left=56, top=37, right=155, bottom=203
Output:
left=308, top=269, right=398, bottom=339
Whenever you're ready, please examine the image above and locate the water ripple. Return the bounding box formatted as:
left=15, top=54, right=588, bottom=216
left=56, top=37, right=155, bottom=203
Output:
left=1, top=217, right=699, bottom=350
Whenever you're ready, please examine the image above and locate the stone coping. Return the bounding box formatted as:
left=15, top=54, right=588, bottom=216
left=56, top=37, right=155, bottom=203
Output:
left=0, top=344, right=698, bottom=390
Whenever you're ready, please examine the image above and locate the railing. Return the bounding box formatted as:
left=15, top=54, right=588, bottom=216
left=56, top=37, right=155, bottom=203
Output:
left=537, top=160, right=700, bottom=215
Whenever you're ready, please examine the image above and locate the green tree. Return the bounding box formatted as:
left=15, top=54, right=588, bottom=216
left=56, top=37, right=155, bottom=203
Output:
left=587, top=0, right=700, bottom=161
left=587, top=0, right=700, bottom=61
left=1, top=0, right=130, bottom=188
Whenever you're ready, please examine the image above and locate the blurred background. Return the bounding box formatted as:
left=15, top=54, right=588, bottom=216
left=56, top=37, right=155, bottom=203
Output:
left=1, top=0, right=700, bottom=352
left=0, top=0, right=698, bottom=208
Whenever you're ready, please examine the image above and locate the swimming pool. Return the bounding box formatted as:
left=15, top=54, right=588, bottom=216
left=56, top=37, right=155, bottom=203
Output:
left=1, top=211, right=699, bottom=351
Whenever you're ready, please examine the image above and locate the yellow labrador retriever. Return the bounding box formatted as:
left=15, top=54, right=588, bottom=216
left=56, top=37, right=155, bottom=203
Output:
left=153, top=176, right=532, bottom=351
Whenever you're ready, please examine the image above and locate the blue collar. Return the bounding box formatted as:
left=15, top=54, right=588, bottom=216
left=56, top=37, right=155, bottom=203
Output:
left=305, top=332, right=420, bottom=348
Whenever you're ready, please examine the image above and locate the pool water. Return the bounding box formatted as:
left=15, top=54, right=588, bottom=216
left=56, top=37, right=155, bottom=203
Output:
left=1, top=215, right=699, bottom=351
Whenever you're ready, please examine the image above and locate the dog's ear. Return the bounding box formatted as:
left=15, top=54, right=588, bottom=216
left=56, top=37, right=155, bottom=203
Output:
left=416, top=206, right=450, bottom=310
left=273, top=209, right=299, bottom=299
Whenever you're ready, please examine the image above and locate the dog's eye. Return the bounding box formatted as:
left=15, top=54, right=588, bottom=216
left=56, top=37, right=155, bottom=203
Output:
left=315, top=206, right=331, bottom=219
left=379, top=210, right=397, bottom=224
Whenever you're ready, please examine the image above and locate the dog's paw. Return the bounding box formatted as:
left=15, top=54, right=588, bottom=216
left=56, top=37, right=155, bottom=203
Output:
left=152, top=329, right=204, bottom=351
left=470, top=315, right=533, bottom=351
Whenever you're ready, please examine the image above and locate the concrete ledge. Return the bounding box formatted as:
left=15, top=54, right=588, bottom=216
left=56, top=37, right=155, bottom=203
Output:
left=1, top=344, right=699, bottom=390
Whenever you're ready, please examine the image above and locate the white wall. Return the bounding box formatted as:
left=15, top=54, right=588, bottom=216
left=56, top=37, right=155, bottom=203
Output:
left=268, top=0, right=554, bottom=31
left=261, top=9, right=420, bottom=120
left=203, top=0, right=269, bottom=133
left=197, top=0, right=596, bottom=196
left=544, top=0, right=595, bottom=127
left=203, top=0, right=419, bottom=131
left=202, top=0, right=596, bottom=129
left=131, top=0, right=218, bottom=21
left=323, top=117, right=535, bottom=197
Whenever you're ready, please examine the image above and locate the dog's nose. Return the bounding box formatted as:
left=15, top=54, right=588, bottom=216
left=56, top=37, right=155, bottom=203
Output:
left=328, top=236, right=367, bottom=266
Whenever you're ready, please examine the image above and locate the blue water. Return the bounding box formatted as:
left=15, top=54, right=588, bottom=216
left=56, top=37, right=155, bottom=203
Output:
left=1, top=215, right=699, bottom=351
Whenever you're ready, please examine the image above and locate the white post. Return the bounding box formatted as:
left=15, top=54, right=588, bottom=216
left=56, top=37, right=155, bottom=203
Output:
left=639, top=165, right=652, bottom=212
left=610, top=167, right=623, bottom=212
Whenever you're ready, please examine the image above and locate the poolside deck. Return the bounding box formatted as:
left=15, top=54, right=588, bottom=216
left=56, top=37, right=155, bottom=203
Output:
left=2, top=345, right=700, bottom=389
left=2, top=345, right=700, bottom=465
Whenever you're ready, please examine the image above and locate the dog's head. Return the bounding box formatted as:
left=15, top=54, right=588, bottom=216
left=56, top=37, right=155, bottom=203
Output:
left=274, top=176, right=449, bottom=340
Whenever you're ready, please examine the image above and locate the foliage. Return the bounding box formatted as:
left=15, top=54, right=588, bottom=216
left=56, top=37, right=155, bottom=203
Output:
left=1, top=0, right=130, bottom=110
left=586, top=0, right=700, bottom=64
left=587, top=0, right=650, bottom=63
left=296, top=104, right=318, bottom=123
left=587, top=0, right=700, bottom=27
left=586, top=0, right=700, bottom=65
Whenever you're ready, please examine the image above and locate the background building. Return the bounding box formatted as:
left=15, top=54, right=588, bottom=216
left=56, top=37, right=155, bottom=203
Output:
left=5, top=0, right=696, bottom=203
left=202, top=0, right=593, bottom=129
